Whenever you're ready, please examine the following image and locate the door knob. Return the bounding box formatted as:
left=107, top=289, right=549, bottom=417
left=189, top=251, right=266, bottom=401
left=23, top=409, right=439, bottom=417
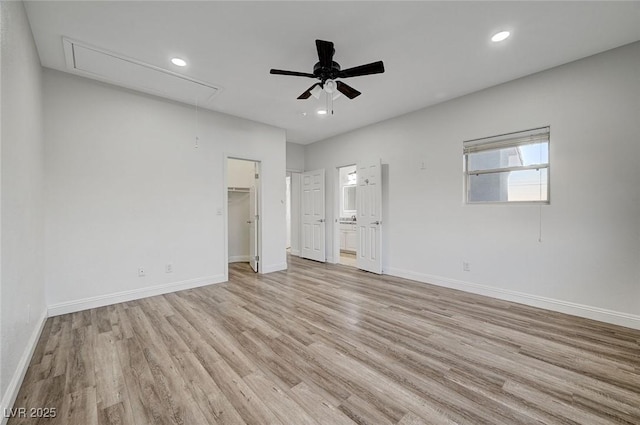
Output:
left=371, top=220, right=381, bottom=225
left=317, top=219, right=325, bottom=223
left=246, top=220, right=252, bottom=224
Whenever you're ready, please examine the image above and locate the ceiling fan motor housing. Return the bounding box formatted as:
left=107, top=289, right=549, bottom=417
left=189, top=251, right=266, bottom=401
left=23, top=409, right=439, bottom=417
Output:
left=313, top=61, right=341, bottom=83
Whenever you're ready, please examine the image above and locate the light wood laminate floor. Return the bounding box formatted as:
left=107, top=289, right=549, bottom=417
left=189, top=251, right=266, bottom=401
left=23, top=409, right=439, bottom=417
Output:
left=9, top=256, right=640, bottom=425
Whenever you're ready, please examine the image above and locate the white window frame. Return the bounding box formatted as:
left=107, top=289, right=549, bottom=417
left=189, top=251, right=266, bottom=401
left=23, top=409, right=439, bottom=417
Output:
left=463, top=127, right=550, bottom=204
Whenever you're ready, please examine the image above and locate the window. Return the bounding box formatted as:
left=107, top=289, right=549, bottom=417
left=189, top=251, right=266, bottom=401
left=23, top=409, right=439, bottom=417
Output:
left=463, top=127, right=550, bottom=203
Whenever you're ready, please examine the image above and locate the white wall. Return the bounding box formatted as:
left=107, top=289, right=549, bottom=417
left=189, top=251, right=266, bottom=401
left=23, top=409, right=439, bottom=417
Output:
left=306, top=42, right=640, bottom=327
left=0, top=0, right=46, bottom=415
left=286, top=142, right=305, bottom=171
left=44, top=69, right=287, bottom=314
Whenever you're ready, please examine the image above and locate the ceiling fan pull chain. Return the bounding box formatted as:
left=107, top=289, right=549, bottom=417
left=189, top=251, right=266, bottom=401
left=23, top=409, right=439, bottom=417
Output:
left=330, top=91, right=334, bottom=115
left=326, top=90, right=330, bottom=115
left=324, top=82, right=334, bottom=115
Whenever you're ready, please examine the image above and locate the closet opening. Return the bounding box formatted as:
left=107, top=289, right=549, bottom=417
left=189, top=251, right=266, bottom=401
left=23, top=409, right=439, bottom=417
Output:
left=226, top=158, right=261, bottom=273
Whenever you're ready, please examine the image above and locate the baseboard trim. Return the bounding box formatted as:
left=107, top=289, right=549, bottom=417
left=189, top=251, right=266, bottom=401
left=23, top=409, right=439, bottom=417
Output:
left=228, top=255, right=250, bottom=263
left=261, top=263, right=287, bottom=274
left=1, top=310, right=48, bottom=425
left=48, top=274, right=226, bottom=316
left=384, top=267, right=640, bottom=330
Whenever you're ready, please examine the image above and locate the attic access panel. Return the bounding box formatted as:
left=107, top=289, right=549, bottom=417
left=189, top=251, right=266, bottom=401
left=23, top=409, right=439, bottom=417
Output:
left=63, top=38, right=220, bottom=108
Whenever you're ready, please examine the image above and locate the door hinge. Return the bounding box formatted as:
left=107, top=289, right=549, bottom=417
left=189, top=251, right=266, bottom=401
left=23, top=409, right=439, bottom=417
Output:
left=255, top=255, right=259, bottom=261
left=255, top=214, right=259, bottom=220
left=255, top=173, right=259, bottom=179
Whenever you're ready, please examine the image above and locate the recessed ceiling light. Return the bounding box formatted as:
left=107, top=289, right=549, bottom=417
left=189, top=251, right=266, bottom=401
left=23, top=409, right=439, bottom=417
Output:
left=491, top=31, right=510, bottom=42
left=317, top=110, right=327, bottom=115
left=171, top=57, right=187, bottom=67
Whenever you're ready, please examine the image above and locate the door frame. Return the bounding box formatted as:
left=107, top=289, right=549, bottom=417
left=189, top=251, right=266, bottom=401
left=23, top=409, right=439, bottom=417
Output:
left=223, top=154, right=263, bottom=280
left=286, top=170, right=303, bottom=257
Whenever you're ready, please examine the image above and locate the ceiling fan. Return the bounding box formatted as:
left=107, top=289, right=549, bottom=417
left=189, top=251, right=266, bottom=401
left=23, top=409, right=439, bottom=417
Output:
left=270, top=40, right=385, bottom=100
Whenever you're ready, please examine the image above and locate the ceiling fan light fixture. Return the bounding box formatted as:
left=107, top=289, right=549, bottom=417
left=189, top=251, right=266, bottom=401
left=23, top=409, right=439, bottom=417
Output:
left=310, top=85, right=323, bottom=99
left=491, top=31, right=510, bottom=42
left=324, top=79, right=337, bottom=93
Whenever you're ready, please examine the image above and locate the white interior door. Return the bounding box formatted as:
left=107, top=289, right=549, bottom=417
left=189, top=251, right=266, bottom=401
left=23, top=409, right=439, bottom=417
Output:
left=301, top=169, right=326, bottom=262
left=249, top=172, right=259, bottom=272
left=356, top=160, right=382, bottom=274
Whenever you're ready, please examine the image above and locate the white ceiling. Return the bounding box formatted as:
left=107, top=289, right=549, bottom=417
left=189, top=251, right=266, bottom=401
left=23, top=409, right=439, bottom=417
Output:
left=24, top=1, right=640, bottom=144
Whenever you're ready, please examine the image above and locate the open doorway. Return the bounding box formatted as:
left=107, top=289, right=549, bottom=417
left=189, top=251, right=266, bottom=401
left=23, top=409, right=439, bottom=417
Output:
left=226, top=158, right=260, bottom=273
left=286, top=171, right=302, bottom=258
left=337, top=165, right=357, bottom=267
left=286, top=173, right=291, bottom=252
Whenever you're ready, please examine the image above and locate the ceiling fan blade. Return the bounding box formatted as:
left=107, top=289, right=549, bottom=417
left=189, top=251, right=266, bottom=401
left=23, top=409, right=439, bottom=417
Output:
left=315, top=39, right=335, bottom=67
left=338, top=61, right=385, bottom=79
left=270, top=69, right=316, bottom=78
left=336, top=81, right=361, bottom=99
left=297, top=83, right=321, bottom=99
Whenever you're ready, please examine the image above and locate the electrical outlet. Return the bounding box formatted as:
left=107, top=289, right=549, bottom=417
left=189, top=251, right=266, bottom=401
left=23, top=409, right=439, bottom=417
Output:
left=165, top=263, right=173, bottom=273
left=463, top=262, right=471, bottom=272
left=138, top=267, right=145, bottom=277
